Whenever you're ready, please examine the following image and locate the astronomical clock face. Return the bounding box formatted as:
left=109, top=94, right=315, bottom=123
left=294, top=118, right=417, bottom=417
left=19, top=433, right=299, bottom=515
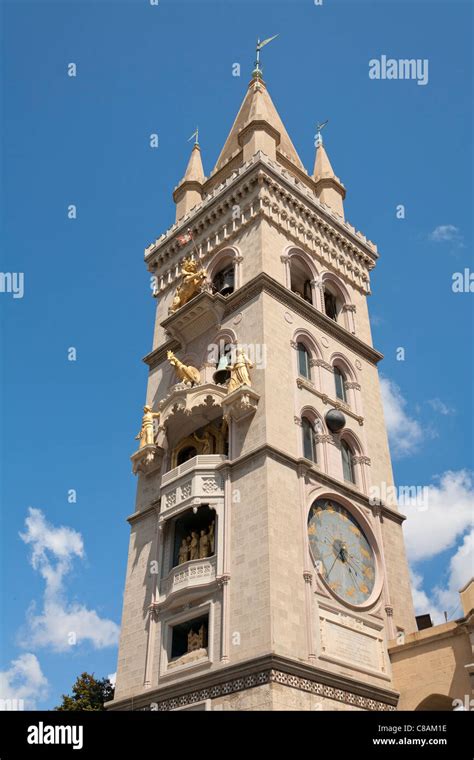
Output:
left=308, top=499, right=376, bottom=605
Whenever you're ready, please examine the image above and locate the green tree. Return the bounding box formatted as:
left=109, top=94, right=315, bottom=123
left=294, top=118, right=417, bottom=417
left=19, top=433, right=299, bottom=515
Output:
left=54, top=672, right=114, bottom=711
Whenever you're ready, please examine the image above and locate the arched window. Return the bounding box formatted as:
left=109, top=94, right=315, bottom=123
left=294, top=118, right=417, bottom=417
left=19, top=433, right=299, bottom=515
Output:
left=290, top=258, right=313, bottom=304
left=297, top=342, right=311, bottom=379
left=334, top=367, right=346, bottom=402
left=341, top=440, right=355, bottom=483
left=324, top=287, right=339, bottom=321
left=212, top=264, right=235, bottom=296
left=302, top=417, right=316, bottom=463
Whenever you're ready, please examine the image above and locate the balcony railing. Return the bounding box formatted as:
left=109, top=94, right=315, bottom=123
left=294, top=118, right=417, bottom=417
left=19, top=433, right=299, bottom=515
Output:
left=161, top=455, right=226, bottom=513
left=160, top=555, right=217, bottom=598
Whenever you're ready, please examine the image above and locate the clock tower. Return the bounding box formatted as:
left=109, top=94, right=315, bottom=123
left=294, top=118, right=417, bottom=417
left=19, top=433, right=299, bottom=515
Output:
left=109, top=64, right=416, bottom=712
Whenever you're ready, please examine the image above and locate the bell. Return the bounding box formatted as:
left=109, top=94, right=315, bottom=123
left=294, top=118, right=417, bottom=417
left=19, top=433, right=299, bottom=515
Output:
left=219, top=269, right=234, bottom=296
left=213, top=267, right=235, bottom=296
left=213, top=354, right=231, bottom=385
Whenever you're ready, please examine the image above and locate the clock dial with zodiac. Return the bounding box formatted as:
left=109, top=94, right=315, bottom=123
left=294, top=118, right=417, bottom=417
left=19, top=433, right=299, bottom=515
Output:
left=308, top=499, right=376, bottom=605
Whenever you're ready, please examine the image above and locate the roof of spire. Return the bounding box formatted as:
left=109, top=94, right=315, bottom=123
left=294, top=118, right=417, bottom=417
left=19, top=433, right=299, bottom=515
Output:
left=182, top=142, right=205, bottom=185
left=313, top=140, right=337, bottom=182
left=213, top=78, right=305, bottom=173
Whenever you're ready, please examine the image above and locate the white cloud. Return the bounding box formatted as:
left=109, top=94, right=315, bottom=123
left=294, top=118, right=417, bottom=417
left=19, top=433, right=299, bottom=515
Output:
left=22, top=601, right=119, bottom=653
left=429, top=224, right=462, bottom=243
left=380, top=377, right=423, bottom=458
left=405, top=470, right=474, bottom=624
left=410, top=570, right=442, bottom=620
left=427, top=398, right=456, bottom=416
left=433, top=530, right=474, bottom=615
left=411, top=531, right=474, bottom=625
left=19, top=508, right=119, bottom=653
left=20, top=508, right=84, bottom=597
left=403, top=470, right=474, bottom=563
left=107, top=672, right=117, bottom=688
left=0, top=653, right=48, bottom=710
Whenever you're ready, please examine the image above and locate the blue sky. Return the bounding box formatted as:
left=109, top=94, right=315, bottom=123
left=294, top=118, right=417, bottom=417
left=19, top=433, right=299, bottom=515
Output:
left=1, top=0, right=472, bottom=709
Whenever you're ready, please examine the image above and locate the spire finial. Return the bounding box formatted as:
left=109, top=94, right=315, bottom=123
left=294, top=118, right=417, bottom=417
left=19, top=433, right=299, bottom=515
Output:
left=188, top=127, right=199, bottom=147
left=315, top=120, right=328, bottom=148
left=252, top=34, right=278, bottom=80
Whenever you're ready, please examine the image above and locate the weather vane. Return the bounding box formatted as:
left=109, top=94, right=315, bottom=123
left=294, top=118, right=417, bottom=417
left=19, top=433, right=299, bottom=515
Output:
left=315, top=120, right=328, bottom=147
left=187, top=127, right=199, bottom=146
left=253, top=34, right=279, bottom=79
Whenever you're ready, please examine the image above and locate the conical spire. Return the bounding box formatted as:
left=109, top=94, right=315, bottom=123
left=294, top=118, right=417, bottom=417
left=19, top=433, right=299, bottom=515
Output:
left=183, top=142, right=205, bottom=184
left=313, top=141, right=335, bottom=180
left=313, top=137, right=346, bottom=219
left=213, top=77, right=304, bottom=174
left=173, top=142, right=205, bottom=222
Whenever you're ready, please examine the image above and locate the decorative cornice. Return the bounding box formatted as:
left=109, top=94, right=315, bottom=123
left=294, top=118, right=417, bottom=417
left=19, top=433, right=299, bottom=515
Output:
left=106, top=653, right=397, bottom=712
left=215, top=443, right=406, bottom=525
left=296, top=376, right=365, bottom=425
left=143, top=273, right=383, bottom=371
left=126, top=446, right=402, bottom=526
left=126, top=501, right=160, bottom=525
left=144, top=152, right=378, bottom=291
left=223, top=274, right=383, bottom=365
left=143, top=337, right=180, bottom=370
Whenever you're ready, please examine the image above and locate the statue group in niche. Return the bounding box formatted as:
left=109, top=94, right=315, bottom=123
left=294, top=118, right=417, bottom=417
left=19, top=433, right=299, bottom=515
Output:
left=187, top=624, right=206, bottom=653
left=178, top=520, right=215, bottom=565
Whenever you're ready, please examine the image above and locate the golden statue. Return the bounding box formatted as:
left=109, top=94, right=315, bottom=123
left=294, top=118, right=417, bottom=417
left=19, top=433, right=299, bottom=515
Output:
left=135, top=405, right=160, bottom=449
left=227, top=347, right=254, bottom=393
left=198, top=529, right=211, bottom=559
left=189, top=531, right=199, bottom=561
left=178, top=538, right=189, bottom=565
left=193, top=430, right=212, bottom=454
left=169, top=258, right=207, bottom=313
left=167, top=350, right=201, bottom=386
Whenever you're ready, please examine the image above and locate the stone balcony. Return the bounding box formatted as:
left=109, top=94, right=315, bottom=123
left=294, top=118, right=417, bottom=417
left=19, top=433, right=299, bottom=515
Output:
left=159, top=555, right=217, bottom=601
left=160, top=455, right=226, bottom=518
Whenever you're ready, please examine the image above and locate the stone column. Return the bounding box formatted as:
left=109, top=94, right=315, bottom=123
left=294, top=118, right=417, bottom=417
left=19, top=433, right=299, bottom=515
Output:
left=298, top=463, right=316, bottom=662
left=342, top=303, right=357, bottom=334
left=373, top=503, right=396, bottom=641
left=143, top=512, right=161, bottom=687
left=220, top=464, right=232, bottom=662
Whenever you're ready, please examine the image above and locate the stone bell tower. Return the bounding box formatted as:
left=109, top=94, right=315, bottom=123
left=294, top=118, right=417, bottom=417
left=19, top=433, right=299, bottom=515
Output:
left=109, top=60, right=416, bottom=711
